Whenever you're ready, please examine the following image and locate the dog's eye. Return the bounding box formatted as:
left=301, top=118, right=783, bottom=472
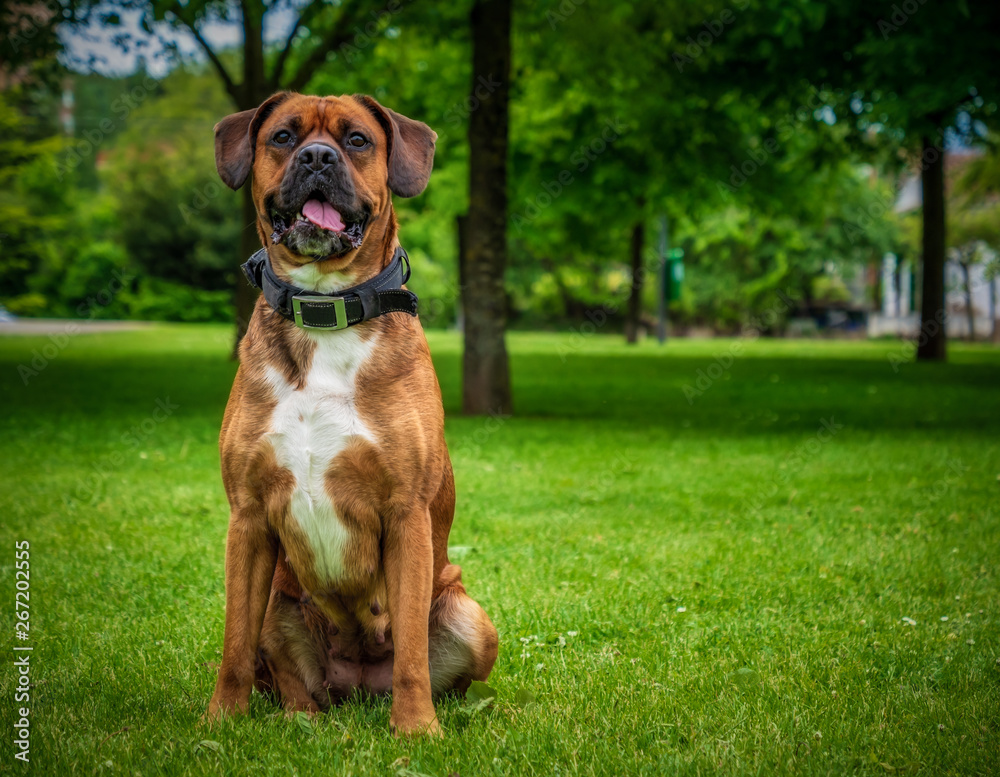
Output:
left=272, top=131, right=293, bottom=145
left=348, top=133, right=368, bottom=148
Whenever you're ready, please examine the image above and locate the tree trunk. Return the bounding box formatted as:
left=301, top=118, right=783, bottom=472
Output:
left=625, top=220, right=645, bottom=344
left=233, top=185, right=261, bottom=354
left=461, top=0, right=513, bottom=415
left=241, top=1, right=266, bottom=106
left=917, top=136, right=947, bottom=361
left=230, top=0, right=268, bottom=357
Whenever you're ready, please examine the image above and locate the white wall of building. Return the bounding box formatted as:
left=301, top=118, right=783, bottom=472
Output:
left=870, top=252, right=998, bottom=339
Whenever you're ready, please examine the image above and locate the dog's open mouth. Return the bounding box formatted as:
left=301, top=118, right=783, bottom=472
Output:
left=269, top=193, right=368, bottom=260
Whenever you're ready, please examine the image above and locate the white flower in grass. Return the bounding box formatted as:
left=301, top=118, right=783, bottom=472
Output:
left=677, top=607, right=687, bottom=613
left=940, top=616, right=948, bottom=622
left=535, top=663, right=545, bottom=671
left=902, top=617, right=917, bottom=626
left=567, top=631, right=578, bottom=637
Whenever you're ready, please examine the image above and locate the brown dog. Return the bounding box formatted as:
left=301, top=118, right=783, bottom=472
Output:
left=206, top=92, right=498, bottom=736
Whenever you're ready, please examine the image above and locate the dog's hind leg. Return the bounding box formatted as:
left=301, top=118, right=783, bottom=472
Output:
left=428, top=564, right=498, bottom=695
left=256, top=590, right=326, bottom=714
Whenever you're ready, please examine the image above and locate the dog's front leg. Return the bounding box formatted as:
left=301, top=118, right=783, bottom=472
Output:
left=207, top=513, right=278, bottom=720
left=385, top=507, right=440, bottom=736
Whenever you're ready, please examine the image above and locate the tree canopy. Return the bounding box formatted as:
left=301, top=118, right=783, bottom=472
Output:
left=2, top=0, right=996, bottom=379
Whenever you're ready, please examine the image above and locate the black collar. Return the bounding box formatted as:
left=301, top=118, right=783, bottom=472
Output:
left=241, top=247, right=418, bottom=331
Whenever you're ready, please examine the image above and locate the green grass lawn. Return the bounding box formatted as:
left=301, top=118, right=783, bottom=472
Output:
left=1, top=326, right=998, bottom=776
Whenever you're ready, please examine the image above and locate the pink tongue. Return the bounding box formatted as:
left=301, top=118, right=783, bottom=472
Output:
left=302, top=199, right=345, bottom=232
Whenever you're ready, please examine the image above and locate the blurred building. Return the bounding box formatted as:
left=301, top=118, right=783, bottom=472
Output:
left=868, top=150, right=999, bottom=341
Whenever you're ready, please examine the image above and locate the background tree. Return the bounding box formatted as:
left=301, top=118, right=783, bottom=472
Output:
left=6, top=0, right=994, bottom=405
left=462, top=0, right=512, bottom=414
left=698, top=0, right=1000, bottom=360
left=946, top=144, right=1000, bottom=340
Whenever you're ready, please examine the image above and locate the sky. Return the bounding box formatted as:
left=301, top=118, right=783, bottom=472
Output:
left=59, top=2, right=298, bottom=77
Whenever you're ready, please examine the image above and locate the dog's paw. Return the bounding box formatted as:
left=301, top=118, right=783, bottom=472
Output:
left=283, top=705, right=320, bottom=721
left=390, top=710, right=443, bottom=738
left=199, top=707, right=223, bottom=728
left=201, top=695, right=248, bottom=726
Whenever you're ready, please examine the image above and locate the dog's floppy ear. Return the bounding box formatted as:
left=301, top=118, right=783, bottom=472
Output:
left=214, top=92, right=293, bottom=190
left=353, top=95, right=437, bottom=198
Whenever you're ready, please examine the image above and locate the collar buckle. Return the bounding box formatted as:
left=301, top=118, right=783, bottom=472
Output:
left=292, top=295, right=347, bottom=330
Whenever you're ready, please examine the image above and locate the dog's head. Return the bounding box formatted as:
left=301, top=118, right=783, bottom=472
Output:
left=214, top=92, right=436, bottom=277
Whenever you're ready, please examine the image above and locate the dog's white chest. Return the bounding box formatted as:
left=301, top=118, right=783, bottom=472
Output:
left=264, top=328, right=377, bottom=583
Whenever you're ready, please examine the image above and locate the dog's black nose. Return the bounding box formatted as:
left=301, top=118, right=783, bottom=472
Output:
left=297, top=143, right=339, bottom=172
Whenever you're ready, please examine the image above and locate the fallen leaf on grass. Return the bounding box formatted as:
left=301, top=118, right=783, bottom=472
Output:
left=193, top=740, right=222, bottom=755
left=294, top=711, right=316, bottom=736
left=466, top=680, right=497, bottom=705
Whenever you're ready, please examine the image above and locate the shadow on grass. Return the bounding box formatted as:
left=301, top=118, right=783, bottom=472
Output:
left=1, top=329, right=998, bottom=438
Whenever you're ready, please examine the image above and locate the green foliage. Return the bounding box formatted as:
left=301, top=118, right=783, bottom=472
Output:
left=118, top=278, right=232, bottom=322
left=0, top=93, right=73, bottom=300
left=0, top=68, right=240, bottom=323
left=950, top=144, right=1000, bottom=254
left=8, top=0, right=984, bottom=331
left=100, top=67, right=240, bottom=292
left=4, top=293, right=48, bottom=317
left=0, top=1, right=68, bottom=89
left=308, top=20, right=472, bottom=328
left=705, top=0, right=1000, bottom=146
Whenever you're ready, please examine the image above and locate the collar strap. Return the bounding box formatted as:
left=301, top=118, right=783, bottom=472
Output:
left=241, top=247, right=418, bottom=331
